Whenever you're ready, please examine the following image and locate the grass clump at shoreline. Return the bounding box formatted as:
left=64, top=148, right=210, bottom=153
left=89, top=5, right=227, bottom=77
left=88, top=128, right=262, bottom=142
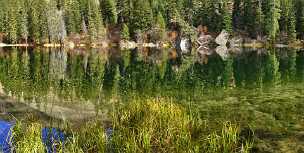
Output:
left=13, top=122, right=45, bottom=153
left=112, top=100, right=195, bottom=152
left=9, top=99, right=253, bottom=152
left=111, top=99, right=253, bottom=153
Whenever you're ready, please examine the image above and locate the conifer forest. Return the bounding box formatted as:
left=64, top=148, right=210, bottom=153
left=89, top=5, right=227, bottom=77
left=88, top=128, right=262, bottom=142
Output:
left=0, top=0, right=304, bottom=44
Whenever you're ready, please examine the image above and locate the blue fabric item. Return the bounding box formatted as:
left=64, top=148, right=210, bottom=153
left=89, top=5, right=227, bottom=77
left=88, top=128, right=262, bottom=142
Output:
left=0, top=121, right=13, bottom=153
left=0, top=120, right=66, bottom=153
left=42, top=128, right=66, bottom=153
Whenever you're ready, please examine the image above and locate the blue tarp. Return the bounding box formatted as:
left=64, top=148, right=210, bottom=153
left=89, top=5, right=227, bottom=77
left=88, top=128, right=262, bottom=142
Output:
left=0, top=121, right=13, bottom=153
left=0, top=120, right=65, bottom=153
left=42, top=128, right=65, bottom=153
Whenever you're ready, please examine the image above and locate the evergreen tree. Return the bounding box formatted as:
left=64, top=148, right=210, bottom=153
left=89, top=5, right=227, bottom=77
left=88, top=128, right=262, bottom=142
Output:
left=47, top=0, right=67, bottom=43
left=27, top=0, right=49, bottom=43
left=166, top=0, right=183, bottom=22
left=255, top=1, right=265, bottom=38
left=181, top=0, right=194, bottom=24
left=192, top=0, right=212, bottom=27
left=232, top=0, right=243, bottom=29
left=295, top=0, right=304, bottom=39
left=208, top=0, right=221, bottom=32
left=222, top=0, right=233, bottom=32
left=116, top=0, right=132, bottom=24
left=129, top=0, right=153, bottom=33
left=6, top=0, right=18, bottom=43
left=0, top=0, right=5, bottom=33
left=150, top=0, right=166, bottom=19
left=100, top=0, right=118, bottom=25
left=121, top=23, right=130, bottom=40
left=16, top=0, right=29, bottom=42
left=243, top=0, right=255, bottom=34
left=264, top=0, right=281, bottom=40
left=64, top=0, right=82, bottom=34
left=243, top=0, right=265, bottom=38
left=156, top=12, right=166, bottom=32
left=280, top=0, right=296, bottom=40
left=87, top=0, right=105, bottom=41
left=154, top=12, right=166, bottom=40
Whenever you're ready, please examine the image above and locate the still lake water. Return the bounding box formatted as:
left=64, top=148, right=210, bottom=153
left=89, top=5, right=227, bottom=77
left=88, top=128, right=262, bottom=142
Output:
left=0, top=47, right=303, bottom=151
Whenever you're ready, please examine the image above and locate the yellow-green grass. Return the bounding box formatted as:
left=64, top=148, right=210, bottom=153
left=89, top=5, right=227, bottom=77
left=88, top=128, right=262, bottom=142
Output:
left=11, top=99, right=253, bottom=153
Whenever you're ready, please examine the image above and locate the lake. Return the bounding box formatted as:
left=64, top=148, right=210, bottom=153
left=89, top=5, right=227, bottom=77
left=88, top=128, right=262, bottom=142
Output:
left=0, top=46, right=303, bottom=152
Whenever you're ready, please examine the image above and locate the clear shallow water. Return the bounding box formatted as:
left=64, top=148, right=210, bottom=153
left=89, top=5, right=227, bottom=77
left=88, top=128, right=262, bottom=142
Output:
left=0, top=47, right=303, bottom=152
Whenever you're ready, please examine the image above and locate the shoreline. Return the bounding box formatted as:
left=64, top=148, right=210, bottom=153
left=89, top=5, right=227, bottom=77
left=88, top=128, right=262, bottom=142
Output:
left=1, top=40, right=304, bottom=49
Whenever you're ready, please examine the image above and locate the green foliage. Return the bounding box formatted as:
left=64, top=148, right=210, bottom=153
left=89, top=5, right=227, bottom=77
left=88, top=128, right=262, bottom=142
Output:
left=1, top=0, right=304, bottom=43
left=47, top=0, right=67, bottom=42
left=76, top=121, right=107, bottom=152
left=244, top=0, right=265, bottom=38
left=64, top=0, right=82, bottom=34
left=121, top=23, right=130, bottom=40
left=265, top=0, right=281, bottom=40
left=116, top=0, right=132, bottom=23
left=27, top=0, right=49, bottom=44
left=222, top=0, right=233, bottom=33
left=280, top=0, right=296, bottom=40
left=87, top=0, right=105, bottom=41
left=295, top=0, right=304, bottom=39
left=112, top=99, right=252, bottom=153
left=14, top=122, right=45, bottom=153
left=100, top=0, right=118, bottom=25
left=129, top=0, right=153, bottom=33
left=232, top=0, right=242, bottom=29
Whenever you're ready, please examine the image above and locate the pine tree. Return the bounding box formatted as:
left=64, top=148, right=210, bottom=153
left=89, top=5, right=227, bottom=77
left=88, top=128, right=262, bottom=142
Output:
left=6, top=0, right=18, bottom=43
left=280, top=0, right=296, bottom=40
left=296, top=0, right=304, bottom=39
left=244, top=0, right=255, bottom=34
left=155, top=12, right=166, bottom=40
left=192, top=0, right=212, bottom=27
left=232, top=0, right=243, bottom=29
left=16, top=0, right=29, bottom=42
left=156, top=12, right=166, bottom=32
left=27, top=0, right=49, bottom=43
left=121, top=23, right=130, bottom=40
left=255, top=1, right=265, bottom=38
left=100, top=0, right=118, bottom=25
left=0, top=0, right=6, bottom=34
left=244, top=0, right=265, bottom=38
left=64, top=0, right=82, bottom=34
left=116, top=0, right=132, bottom=24
left=150, top=0, right=165, bottom=19
left=181, top=0, right=194, bottom=24
left=47, top=0, right=67, bottom=43
left=264, top=0, right=281, bottom=40
left=87, top=0, right=105, bottom=41
left=207, top=0, right=223, bottom=32
left=166, top=0, right=183, bottom=22
left=129, top=0, right=153, bottom=33
left=222, top=0, right=233, bottom=32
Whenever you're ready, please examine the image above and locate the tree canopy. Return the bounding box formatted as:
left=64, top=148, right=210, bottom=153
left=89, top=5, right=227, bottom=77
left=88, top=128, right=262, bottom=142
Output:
left=0, top=0, right=303, bottom=43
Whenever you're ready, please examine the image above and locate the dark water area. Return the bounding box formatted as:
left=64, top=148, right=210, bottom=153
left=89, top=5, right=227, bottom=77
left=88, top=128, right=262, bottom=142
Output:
left=0, top=47, right=303, bottom=151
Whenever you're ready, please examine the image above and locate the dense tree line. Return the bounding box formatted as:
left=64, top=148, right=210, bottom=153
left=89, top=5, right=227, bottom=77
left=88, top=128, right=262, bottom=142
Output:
left=0, top=0, right=304, bottom=43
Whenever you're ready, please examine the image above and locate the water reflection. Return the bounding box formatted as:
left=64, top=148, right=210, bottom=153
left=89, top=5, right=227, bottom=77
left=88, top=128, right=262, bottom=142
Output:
left=0, top=47, right=303, bottom=120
